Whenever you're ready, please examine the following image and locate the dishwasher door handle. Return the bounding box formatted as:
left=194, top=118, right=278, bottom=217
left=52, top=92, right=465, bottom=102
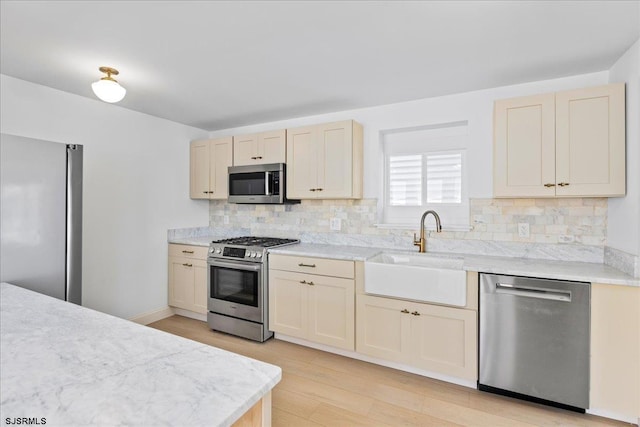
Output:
left=495, top=283, right=572, bottom=302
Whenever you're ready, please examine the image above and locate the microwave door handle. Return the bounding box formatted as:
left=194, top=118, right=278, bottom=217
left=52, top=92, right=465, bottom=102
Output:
left=265, top=171, right=271, bottom=196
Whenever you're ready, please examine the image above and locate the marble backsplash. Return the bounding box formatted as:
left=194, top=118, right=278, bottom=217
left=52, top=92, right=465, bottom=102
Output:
left=204, top=198, right=615, bottom=264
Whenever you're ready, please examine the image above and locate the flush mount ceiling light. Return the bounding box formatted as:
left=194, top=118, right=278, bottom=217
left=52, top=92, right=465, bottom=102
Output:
left=91, top=66, right=126, bottom=103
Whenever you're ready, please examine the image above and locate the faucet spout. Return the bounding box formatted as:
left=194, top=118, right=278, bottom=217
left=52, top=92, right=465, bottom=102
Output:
left=413, top=210, right=442, bottom=253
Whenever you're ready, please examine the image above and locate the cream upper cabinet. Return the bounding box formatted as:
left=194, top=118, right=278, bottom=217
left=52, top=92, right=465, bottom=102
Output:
left=269, top=254, right=355, bottom=351
left=190, top=137, right=233, bottom=200
left=555, top=85, right=625, bottom=197
left=494, top=83, right=625, bottom=198
left=168, top=244, right=208, bottom=314
left=286, top=120, right=363, bottom=199
left=233, top=130, right=286, bottom=166
left=494, top=93, right=556, bottom=197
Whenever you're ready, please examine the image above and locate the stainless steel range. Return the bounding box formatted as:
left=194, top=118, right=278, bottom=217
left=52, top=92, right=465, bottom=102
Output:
left=207, top=236, right=299, bottom=342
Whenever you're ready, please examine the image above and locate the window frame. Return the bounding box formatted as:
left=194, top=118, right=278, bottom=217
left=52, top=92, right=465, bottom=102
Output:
left=383, top=148, right=469, bottom=229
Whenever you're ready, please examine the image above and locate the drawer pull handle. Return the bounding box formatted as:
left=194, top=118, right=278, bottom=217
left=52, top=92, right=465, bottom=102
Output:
left=411, top=311, right=420, bottom=316
left=182, top=263, right=193, bottom=267
left=182, top=250, right=194, bottom=254
left=401, top=309, right=409, bottom=314
left=558, top=182, right=570, bottom=187
left=307, top=281, right=314, bottom=286
left=316, top=188, right=323, bottom=191
left=544, top=183, right=556, bottom=187
left=251, top=156, right=257, bottom=159
left=298, top=263, right=316, bottom=268
left=256, top=156, right=262, bottom=159
left=309, top=188, right=317, bottom=192
left=299, top=280, right=307, bottom=284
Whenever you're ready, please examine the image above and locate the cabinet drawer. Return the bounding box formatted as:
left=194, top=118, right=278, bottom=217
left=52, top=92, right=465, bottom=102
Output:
left=168, top=244, right=208, bottom=260
left=269, top=254, right=354, bottom=279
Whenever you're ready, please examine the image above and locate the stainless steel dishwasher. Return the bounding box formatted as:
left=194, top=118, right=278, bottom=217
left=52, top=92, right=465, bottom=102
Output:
left=479, top=273, right=590, bottom=411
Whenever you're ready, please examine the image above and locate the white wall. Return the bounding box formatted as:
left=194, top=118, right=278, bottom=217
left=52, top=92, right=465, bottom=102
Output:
left=210, top=72, right=608, bottom=206
left=608, top=38, right=640, bottom=256
left=0, top=75, right=210, bottom=319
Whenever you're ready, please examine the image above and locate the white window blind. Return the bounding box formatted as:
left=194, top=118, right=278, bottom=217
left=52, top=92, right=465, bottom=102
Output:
left=389, top=155, right=422, bottom=206
left=382, top=122, right=469, bottom=229
left=426, top=153, right=462, bottom=204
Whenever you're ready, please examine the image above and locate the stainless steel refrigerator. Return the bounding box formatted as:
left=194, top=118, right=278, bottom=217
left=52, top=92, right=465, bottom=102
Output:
left=1, top=133, right=82, bottom=304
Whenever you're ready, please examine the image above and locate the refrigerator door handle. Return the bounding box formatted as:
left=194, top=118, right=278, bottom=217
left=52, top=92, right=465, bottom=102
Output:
left=66, top=144, right=83, bottom=305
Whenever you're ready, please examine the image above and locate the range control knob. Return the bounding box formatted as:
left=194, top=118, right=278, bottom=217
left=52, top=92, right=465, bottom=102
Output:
left=215, top=247, right=222, bottom=254
left=209, top=247, right=214, bottom=253
left=256, top=252, right=263, bottom=258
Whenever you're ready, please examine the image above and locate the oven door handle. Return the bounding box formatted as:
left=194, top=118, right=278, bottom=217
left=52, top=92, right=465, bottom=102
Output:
left=209, top=259, right=262, bottom=272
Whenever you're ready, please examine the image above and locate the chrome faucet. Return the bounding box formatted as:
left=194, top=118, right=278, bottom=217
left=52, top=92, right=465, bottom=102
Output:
left=413, top=210, right=442, bottom=253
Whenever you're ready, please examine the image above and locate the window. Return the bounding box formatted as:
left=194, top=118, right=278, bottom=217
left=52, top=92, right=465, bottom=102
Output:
left=382, top=122, right=469, bottom=229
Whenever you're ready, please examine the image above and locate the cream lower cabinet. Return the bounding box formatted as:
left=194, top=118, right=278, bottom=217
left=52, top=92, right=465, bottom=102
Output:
left=356, top=294, right=477, bottom=381
left=269, top=255, right=355, bottom=351
left=168, top=244, right=208, bottom=314
left=590, top=283, right=639, bottom=421
left=494, top=83, right=625, bottom=198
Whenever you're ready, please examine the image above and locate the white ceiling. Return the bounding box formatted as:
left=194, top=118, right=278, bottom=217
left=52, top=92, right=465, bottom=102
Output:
left=1, top=1, right=638, bottom=131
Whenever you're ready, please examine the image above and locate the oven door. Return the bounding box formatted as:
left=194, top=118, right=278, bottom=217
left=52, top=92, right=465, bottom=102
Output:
left=208, top=258, right=265, bottom=323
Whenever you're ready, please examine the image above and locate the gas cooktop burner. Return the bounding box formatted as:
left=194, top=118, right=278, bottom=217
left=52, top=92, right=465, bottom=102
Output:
left=211, top=236, right=300, bottom=248
left=208, top=236, right=300, bottom=263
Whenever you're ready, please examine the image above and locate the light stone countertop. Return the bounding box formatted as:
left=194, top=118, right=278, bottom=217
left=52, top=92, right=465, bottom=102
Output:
left=268, top=242, right=382, bottom=261
left=267, top=244, right=639, bottom=287
left=0, top=283, right=281, bottom=427
left=169, top=235, right=218, bottom=246
left=166, top=231, right=638, bottom=286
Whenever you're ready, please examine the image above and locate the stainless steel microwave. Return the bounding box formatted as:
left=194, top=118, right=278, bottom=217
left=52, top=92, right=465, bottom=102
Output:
left=228, top=163, right=299, bottom=204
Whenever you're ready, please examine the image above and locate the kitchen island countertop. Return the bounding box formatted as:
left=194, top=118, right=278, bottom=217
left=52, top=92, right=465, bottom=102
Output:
left=0, top=283, right=281, bottom=426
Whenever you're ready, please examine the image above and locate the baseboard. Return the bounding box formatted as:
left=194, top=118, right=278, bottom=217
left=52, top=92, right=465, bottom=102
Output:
left=274, top=333, right=477, bottom=389
left=586, top=407, right=639, bottom=425
left=172, top=307, right=207, bottom=322
left=129, top=306, right=175, bottom=325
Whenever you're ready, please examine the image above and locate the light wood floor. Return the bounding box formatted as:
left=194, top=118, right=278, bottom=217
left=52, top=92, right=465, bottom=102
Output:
left=148, top=315, right=627, bottom=427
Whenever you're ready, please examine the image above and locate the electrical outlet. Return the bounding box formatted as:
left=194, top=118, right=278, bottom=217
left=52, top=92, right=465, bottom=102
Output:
left=223, top=215, right=229, bottom=225
left=517, top=222, right=530, bottom=238
left=330, top=217, right=341, bottom=231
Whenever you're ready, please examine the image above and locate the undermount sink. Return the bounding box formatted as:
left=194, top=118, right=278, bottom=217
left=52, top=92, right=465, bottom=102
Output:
left=364, top=252, right=467, bottom=307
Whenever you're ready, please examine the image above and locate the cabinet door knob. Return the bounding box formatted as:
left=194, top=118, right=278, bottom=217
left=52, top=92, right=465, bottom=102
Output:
left=411, top=311, right=420, bottom=316
left=558, top=182, right=570, bottom=187
left=544, top=183, right=556, bottom=187
left=182, top=263, right=193, bottom=267
left=401, top=309, right=409, bottom=314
